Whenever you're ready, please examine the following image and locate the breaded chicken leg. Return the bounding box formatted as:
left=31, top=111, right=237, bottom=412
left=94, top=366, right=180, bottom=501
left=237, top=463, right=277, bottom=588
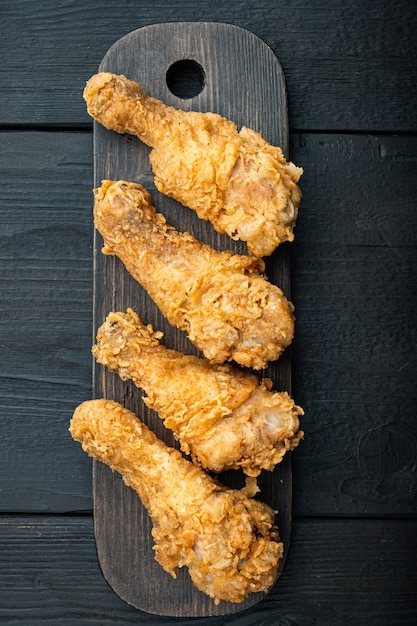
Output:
left=92, top=308, right=303, bottom=476
left=69, top=399, right=283, bottom=604
left=94, top=180, right=295, bottom=370
left=84, top=72, right=302, bottom=257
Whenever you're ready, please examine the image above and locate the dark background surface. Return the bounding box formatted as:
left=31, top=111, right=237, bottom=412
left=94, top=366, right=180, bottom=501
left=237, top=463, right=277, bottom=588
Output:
left=1, top=1, right=416, bottom=624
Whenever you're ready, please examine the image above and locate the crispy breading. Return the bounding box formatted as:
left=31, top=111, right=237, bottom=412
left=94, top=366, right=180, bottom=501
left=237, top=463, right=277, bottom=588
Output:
left=92, top=308, right=303, bottom=476
left=84, top=72, right=302, bottom=257
left=93, top=180, right=295, bottom=370
left=69, top=399, right=283, bottom=604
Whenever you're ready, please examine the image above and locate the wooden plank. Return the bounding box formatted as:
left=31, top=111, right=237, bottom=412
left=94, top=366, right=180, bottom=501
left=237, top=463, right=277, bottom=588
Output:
left=0, top=1, right=416, bottom=131
left=290, top=134, right=417, bottom=248
left=289, top=133, right=417, bottom=516
left=1, top=131, right=416, bottom=518
left=0, top=131, right=94, bottom=513
left=90, top=21, right=293, bottom=616
left=0, top=515, right=416, bottom=625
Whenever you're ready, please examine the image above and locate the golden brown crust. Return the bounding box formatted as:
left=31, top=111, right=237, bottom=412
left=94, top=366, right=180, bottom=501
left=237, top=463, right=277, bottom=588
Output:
left=92, top=308, right=303, bottom=475
left=84, top=72, right=302, bottom=257
left=93, top=180, right=295, bottom=369
left=69, top=399, right=283, bottom=604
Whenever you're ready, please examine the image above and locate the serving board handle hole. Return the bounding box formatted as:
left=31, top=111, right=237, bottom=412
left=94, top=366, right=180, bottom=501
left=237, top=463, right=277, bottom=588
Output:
left=92, top=21, right=293, bottom=617
left=165, top=58, right=206, bottom=99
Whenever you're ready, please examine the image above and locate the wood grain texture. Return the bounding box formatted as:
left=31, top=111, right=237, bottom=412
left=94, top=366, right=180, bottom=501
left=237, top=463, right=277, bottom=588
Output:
left=290, top=133, right=417, bottom=516
left=0, top=131, right=93, bottom=513
left=1, top=515, right=416, bottom=625
left=0, top=0, right=416, bottom=131
left=1, top=3, right=416, bottom=622
left=91, top=21, right=292, bottom=616
left=1, top=132, right=416, bottom=519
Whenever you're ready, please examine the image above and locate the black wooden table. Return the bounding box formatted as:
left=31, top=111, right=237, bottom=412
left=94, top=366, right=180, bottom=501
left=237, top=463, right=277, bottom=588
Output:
left=1, top=1, right=416, bottom=624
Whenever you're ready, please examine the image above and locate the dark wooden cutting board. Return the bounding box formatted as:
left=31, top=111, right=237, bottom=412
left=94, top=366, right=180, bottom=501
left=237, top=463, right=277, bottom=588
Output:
left=91, top=21, right=294, bottom=617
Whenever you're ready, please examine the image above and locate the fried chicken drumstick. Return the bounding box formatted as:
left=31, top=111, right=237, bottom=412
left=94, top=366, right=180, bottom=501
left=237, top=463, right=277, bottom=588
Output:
left=70, top=399, right=283, bottom=604
left=94, top=180, right=295, bottom=370
left=92, top=308, right=303, bottom=476
left=84, top=72, right=302, bottom=257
